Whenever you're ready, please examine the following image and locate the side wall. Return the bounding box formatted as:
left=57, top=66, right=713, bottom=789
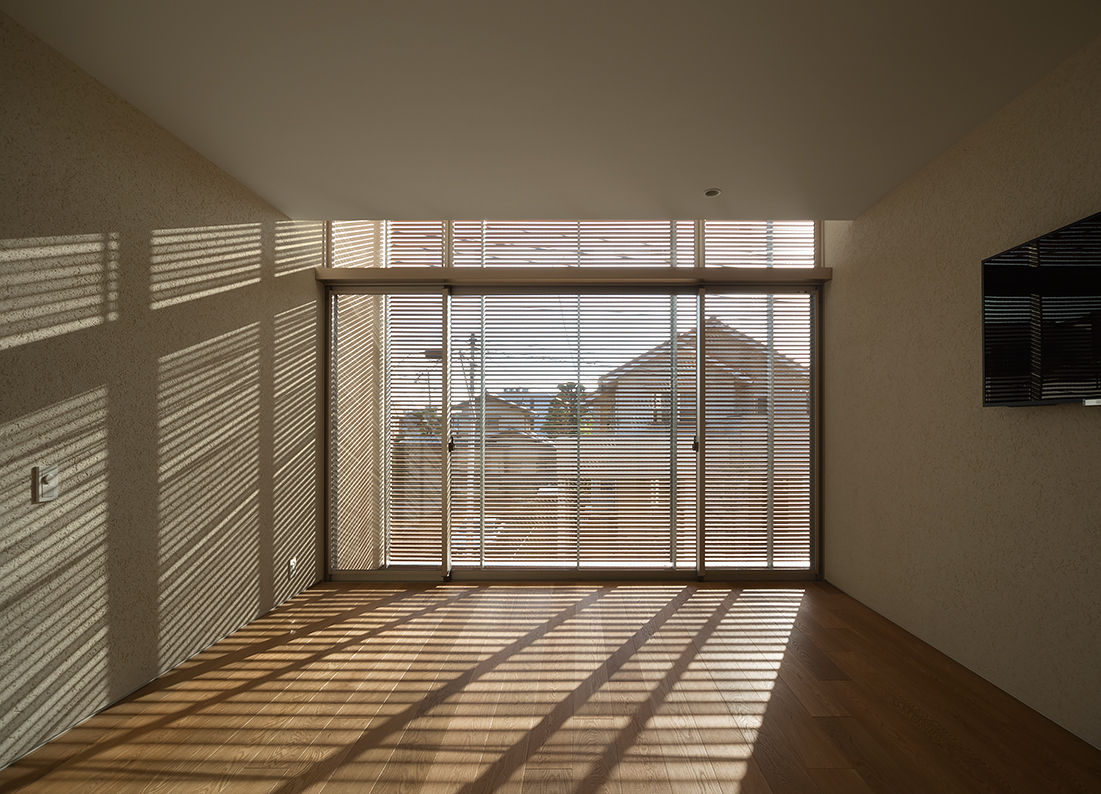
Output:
left=0, top=15, right=324, bottom=765
left=823, top=35, right=1101, bottom=747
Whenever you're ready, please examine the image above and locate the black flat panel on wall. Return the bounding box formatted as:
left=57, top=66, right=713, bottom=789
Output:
left=983, top=211, right=1101, bottom=406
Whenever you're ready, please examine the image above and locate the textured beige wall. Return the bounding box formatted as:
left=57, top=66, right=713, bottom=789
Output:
left=0, top=15, right=323, bottom=766
left=823, top=36, right=1101, bottom=747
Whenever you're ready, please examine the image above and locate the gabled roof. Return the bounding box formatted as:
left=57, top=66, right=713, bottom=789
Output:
left=596, top=316, right=806, bottom=389
left=453, top=390, right=537, bottom=418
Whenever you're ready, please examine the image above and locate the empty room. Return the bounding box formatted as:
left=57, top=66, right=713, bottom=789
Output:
left=1, top=2, right=1099, bottom=792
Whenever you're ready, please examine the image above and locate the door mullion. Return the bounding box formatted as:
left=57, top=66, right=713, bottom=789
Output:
left=696, top=288, right=706, bottom=578
left=442, top=287, right=452, bottom=577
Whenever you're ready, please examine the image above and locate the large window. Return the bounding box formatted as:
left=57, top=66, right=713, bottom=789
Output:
left=328, top=221, right=819, bottom=576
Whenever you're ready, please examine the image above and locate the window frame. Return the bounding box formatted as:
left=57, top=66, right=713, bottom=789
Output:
left=322, top=221, right=826, bottom=581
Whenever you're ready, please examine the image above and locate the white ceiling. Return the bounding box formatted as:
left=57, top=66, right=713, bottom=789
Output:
left=5, top=1, right=1101, bottom=220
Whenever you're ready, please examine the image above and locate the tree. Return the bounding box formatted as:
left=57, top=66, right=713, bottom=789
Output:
left=542, top=382, right=591, bottom=437
left=405, top=407, right=441, bottom=437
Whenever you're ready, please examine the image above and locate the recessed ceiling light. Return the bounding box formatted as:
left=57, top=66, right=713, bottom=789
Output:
left=704, top=187, right=722, bottom=198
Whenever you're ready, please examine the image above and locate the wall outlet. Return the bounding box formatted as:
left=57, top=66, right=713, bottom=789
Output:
left=288, top=557, right=297, bottom=579
left=33, top=465, right=59, bottom=503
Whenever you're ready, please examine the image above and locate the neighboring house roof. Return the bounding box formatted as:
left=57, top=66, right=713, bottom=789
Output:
left=453, top=391, right=557, bottom=442
left=596, top=316, right=806, bottom=390
left=402, top=318, right=806, bottom=443
left=497, top=388, right=556, bottom=420
left=453, top=391, right=537, bottom=419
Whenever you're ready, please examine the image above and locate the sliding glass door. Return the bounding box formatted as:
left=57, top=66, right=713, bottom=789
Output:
left=330, top=292, right=445, bottom=570
left=329, top=289, right=814, bottom=575
left=447, top=293, right=698, bottom=568
left=448, top=294, right=582, bottom=566
left=702, top=293, right=813, bottom=569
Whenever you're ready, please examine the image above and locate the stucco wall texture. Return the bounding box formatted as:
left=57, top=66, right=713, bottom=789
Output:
left=0, top=14, right=324, bottom=766
left=823, top=35, right=1101, bottom=747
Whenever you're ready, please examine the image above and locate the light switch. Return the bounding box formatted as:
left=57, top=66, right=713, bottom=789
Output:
left=33, top=465, right=59, bottom=502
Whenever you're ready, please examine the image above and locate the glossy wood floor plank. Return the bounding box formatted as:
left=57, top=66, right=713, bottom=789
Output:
left=1, top=582, right=1099, bottom=793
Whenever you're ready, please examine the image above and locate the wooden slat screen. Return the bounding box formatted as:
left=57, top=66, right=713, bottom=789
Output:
left=452, top=221, right=696, bottom=267
left=330, top=221, right=705, bottom=268
left=331, top=221, right=817, bottom=269
left=703, top=221, right=815, bottom=267
left=331, top=291, right=444, bottom=569
left=703, top=292, right=812, bottom=568
left=330, top=293, right=386, bottom=569
left=387, top=222, right=446, bottom=267
left=446, top=294, right=697, bottom=568
left=330, top=221, right=444, bottom=268
left=330, top=221, right=384, bottom=268
left=383, top=292, right=445, bottom=563
left=578, top=294, right=698, bottom=566
left=448, top=295, right=580, bottom=565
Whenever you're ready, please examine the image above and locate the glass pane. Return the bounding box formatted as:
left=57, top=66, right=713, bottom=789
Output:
left=703, top=292, right=812, bottom=569
left=330, top=292, right=444, bottom=570
left=449, top=293, right=697, bottom=568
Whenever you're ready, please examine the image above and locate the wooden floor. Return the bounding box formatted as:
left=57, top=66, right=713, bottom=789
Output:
left=1, top=582, right=1099, bottom=793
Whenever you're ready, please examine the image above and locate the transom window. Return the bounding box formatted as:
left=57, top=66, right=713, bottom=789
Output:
left=330, top=220, right=816, bottom=269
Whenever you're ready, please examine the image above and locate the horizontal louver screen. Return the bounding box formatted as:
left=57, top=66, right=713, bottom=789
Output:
left=330, top=221, right=444, bottom=268
left=331, top=220, right=826, bottom=268
left=704, top=293, right=812, bottom=568
left=452, top=221, right=695, bottom=267
left=331, top=221, right=383, bottom=268
left=332, top=290, right=814, bottom=574
left=447, top=294, right=697, bottom=567
left=449, top=295, right=580, bottom=565
left=704, top=221, right=815, bottom=267
left=581, top=294, right=698, bottom=566
left=331, top=292, right=444, bottom=568
left=385, top=293, right=445, bottom=563
left=387, top=222, right=445, bottom=267
left=331, top=294, right=386, bottom=569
